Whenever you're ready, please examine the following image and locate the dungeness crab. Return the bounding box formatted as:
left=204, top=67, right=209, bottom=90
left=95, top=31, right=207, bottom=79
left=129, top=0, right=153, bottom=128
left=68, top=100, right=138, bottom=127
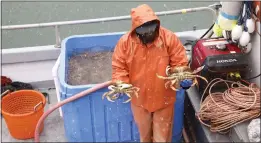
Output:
left=156, top=65, right=208, bottom=91
left=102, top=83, right=139, bottom=103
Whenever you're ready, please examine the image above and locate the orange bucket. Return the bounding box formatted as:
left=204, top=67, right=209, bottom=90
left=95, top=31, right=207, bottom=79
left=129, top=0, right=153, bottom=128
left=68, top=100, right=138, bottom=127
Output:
left=1, top=90, right=46, bottom=140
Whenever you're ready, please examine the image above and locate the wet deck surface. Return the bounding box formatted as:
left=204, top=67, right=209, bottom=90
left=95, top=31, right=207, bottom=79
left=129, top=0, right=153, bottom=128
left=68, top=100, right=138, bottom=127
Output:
left=1, top=89, right=67, bottom=142
left=1, top=88, right=187, bottom=143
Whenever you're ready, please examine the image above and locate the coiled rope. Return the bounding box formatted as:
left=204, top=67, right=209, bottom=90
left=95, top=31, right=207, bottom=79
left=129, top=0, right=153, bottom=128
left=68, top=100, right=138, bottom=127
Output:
left=197, top=78, right=260, bottom=134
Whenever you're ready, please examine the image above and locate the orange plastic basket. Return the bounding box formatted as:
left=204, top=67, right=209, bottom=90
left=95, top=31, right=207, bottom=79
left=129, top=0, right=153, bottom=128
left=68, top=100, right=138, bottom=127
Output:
left=1, top=90, right=46, bottom=140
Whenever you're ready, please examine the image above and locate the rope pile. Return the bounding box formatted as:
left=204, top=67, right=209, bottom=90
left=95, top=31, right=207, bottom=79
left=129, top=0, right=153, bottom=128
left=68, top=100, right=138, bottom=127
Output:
left=197, top=78, right=260, bottom=134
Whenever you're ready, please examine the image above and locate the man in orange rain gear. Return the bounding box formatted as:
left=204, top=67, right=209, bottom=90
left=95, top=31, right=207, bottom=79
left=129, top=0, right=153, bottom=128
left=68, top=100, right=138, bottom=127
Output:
left=111, top=4, right=191, bottom=142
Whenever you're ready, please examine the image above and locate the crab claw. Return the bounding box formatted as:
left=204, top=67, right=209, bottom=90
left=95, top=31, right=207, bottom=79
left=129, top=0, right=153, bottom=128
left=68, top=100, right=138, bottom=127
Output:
left=118, top=83, right=132, bottom=90
left=108, top=85, right=116, bottom=90
left=166, top=65, right=172, bottom=76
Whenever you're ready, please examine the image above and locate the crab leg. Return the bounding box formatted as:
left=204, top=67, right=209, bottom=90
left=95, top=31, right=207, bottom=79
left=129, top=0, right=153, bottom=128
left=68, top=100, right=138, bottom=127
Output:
left=192, top=65, right=205, bottom=74
left=106, top=91, right=117, bottom=102
left=102, top=90, right=114, bottom=100
left=191, top=78, right=198, bottom=87
left=165, top=80, right=172, bottom=89
left=175, top=79, right=181, bottom=88
left=131, top=87, right=140, bottom=92
left=179, top=72, right=192, bottom=75
left=123, top=93, right=132, bottom=103
left=125, top=89, right=139, bottom=98
left=171, top=79, right=178, bottom=87
left=123, top=98, right=131, bottom=103
left=103, top=90, right=117, bottom=102
left=170, top=79, right=179, bottom=91
left=156, top=73, right=177, bottom=80
left=130, top=90, right=139, bottom=98
left=111, top=93, right=120, bottom=100
left=188, top=75, right=208, bottom=84
left=195, top=75, right=208, bottom=84
left=185, top=75, right=208, bottom=84
left=106, top=95, right=116, bottom=102
left=135, top=92, right=139, bottom=98
left=170, top=84, right=179, bottom=91
left=102, top=93, right=107, bottom=100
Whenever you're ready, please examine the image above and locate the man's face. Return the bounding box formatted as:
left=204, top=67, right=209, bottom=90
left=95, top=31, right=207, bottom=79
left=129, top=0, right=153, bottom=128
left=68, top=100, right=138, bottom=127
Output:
left=135, top=20, right=159, bottom=44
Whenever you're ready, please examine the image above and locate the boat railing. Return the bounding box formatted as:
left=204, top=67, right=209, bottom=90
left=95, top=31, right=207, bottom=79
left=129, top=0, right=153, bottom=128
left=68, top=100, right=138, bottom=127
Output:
left=1, top=3, right=220, bottom=48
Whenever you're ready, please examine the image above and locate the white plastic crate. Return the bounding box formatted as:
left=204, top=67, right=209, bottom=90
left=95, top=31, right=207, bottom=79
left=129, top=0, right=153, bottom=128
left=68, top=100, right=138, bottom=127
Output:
left=52, top=54, right=63, bottom=117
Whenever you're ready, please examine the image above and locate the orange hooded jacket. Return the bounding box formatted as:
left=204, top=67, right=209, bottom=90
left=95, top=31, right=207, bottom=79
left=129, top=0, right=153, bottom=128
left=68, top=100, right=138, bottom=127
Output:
left=112, top=4, right=188, bottom=112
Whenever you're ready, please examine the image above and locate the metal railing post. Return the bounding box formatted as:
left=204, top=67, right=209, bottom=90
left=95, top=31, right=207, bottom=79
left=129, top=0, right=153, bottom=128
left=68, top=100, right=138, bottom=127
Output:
left=54, top=25, right=61, bottom=48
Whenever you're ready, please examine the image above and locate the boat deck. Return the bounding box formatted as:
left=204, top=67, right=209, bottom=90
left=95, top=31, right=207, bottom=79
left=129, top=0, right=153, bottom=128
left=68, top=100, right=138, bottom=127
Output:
left=1, top=87, right=252, bottom=142
left=1, top=88, right=67, bottom=142
left=1, top=29, right=255, bottom=142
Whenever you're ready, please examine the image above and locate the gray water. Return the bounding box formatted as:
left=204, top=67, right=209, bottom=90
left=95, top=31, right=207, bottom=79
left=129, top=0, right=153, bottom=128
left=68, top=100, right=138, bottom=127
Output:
left=2, top=1, right=216, bottom=49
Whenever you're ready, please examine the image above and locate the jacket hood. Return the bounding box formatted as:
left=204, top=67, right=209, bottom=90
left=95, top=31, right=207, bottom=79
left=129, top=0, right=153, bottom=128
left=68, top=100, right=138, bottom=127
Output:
left=130, top=4, right=160, bottom=33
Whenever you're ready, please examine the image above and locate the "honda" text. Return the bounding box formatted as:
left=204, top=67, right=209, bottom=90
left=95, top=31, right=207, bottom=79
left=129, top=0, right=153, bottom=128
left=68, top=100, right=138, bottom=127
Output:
left=216, top=59, right=237, bottom=64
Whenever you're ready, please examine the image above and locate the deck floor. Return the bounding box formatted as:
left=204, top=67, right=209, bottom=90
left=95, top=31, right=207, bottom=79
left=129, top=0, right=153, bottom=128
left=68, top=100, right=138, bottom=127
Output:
left=1, top=88, right=186, bottom=142
left=1, top=89, right=67, bottom=142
